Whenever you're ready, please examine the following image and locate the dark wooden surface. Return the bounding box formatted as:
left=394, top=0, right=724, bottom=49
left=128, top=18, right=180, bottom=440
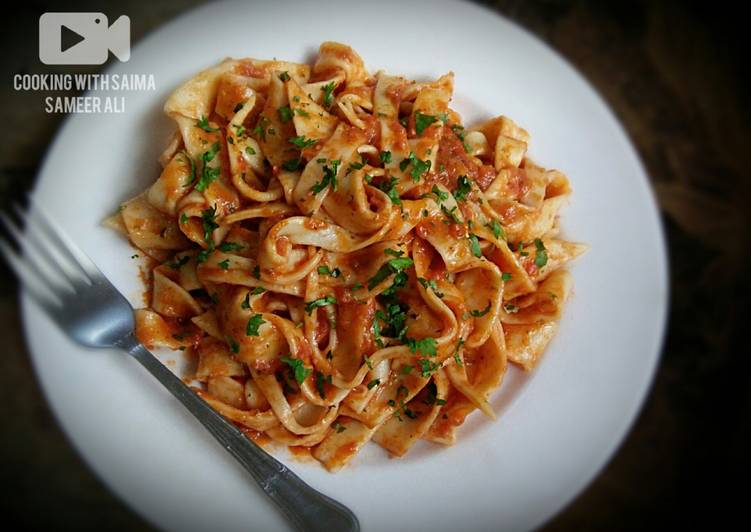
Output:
left=1, top=1, right=748, bottom=530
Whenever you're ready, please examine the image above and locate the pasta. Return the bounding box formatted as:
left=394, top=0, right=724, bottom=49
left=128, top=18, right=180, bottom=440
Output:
left=107, top=42, right=586, bottom=471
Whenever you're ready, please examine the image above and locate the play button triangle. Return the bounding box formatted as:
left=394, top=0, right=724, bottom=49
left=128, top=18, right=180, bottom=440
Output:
left=61, top=25, right=86, bottom=53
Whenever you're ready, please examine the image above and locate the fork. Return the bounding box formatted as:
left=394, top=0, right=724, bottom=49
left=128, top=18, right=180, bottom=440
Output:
left=0, top=197, right=360, bottom=532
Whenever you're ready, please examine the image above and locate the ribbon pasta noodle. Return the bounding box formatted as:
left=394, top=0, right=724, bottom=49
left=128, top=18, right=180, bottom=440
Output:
left=108, top=42, right=586, bottom=471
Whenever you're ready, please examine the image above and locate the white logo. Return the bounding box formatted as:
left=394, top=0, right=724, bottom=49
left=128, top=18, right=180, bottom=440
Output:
left=39, top=13, right=130, bottom=65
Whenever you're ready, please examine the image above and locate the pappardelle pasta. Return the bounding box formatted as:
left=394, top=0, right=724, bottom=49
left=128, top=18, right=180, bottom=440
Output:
left=107, top=42, right=586, bottom=471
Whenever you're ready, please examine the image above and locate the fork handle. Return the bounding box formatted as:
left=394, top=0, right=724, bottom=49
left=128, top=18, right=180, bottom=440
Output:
left=123, top=336, right=359, bottom=532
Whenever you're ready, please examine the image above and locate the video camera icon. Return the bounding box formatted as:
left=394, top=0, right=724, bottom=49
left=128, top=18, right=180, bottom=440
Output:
left=39, top=13, right=130, bottom=65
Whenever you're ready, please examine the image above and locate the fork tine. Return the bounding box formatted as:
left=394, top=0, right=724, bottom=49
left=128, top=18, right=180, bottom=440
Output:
left=0, top=210, right=76, bottom=296
left=12, top=203, right=92, bottom=288
left=0, top=235, right=62, bottom=309
left=26, top=195, right=104, bottom=283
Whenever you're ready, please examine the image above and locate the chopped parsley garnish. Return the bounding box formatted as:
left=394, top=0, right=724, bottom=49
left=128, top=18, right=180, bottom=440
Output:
left=195, top=143, right=221, bottom=192
left=218, top=241, right=243, bottom=252
left=441, top=204, right=462, bottom=224
left=384, top=248, right=404, bottom=257
left=367, top=379, right=381, bottom=390
left=485, top=219, right=506, bottom=240
left=196, top=115, right=219, bottom=132
left=304, top=295, right=337, bottom=315
left=218, top=259, right=230, bottom=270
left=310, top=159, right=341, bottom=193
left=453, top=175, right=472, bottom=201
left=451, top=124, right=471, bottom=152
left=431, top=185, right=449, bottom=202
left=200, top=206, right=219, bottom=259
left=332, top=420, right=347, bottom=433
left=501, top=272, right=512, bottom=282
left=181, top=151, right=197, bottom=187
left=317, top=265, right=341, bottom=277
left=534, top=238, right=548, bottom=268
left=379, top=150, right=392, bottom=164
left=252, top=117, right=271, bottom=141
left=315, top=371, right=327, bottom=398
left=251, top=286, right=266, bottom=295
left=278, top=71, right=291, bottom=82
left=289, top=135, right=317, bottom=149
left=294, top=108, right=310, bottom=118
left=246, top=314, right=265, bottom=336
left=418, top=277, right=444, bottom=298
left=278, top=105, right=293, bottom=123
left=321, top=82, right=336, bottom=108
left=400, top=364, right=414, bottom=375
left=364, top=355, right=374, bottom=369
left=406, top=337, right=437, bottom=357
left=241, top=293, right=251, bottom=309
left=367, top=256, right=414, bottom=294
left=414, top=112, right=438, bottom=135
left=166, top=256, right=190, bottom=270
left=518, top=242, right=529, bottom=257
left=504, top=303, right=518, bottom=313
left=280, top=356, right=311, bottom=384
left=245, top=146, right=256, bottom=156
left=180, top=212, right=189, bottom=224
left=417, top=358, right=440, bottom=377
left=470, top=303, right=491, bottom=317
left=399, top=151, right=431, bottom=182
left=374, top=302, right=409, bottom=343
left=282, top=157, right=303, bottom=171
left=453, top=338, right=465, bottom=367
left=377, top=177, right=402, bottom=206
left=227, top=337, right=239, bottom=354
left=468, top=233, right=482, bottom=258
left=252, top=265, right=261, bottom=279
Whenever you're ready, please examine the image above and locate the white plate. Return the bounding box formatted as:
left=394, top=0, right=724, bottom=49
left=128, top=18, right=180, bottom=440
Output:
left=23, top=1, right=668, bottom=530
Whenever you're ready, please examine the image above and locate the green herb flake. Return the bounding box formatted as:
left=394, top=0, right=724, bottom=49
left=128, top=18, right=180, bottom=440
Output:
left=280, top=356, right=312, bottom=384
left=311, top=159, right=341, bottom=193
left=406, top=337, right=437, bottom=358
left=166, top=256, right=190, bottom=270
left=414, top=112, right=438, bottom=135
left=315, top=371, right=327, bottom=398
left=485, top=219, right=505, bottom=240
left=534, top=238, right=548, bottom=268
left=196, top=115, right=219, bottom=132
left=282, top=157, right=303, bottom=172
left=453, top=175, right=472, bottom=201
left=470, top=303, right=491, bottom=317
left=417, top=358, right=440, bottom=377
left=321, top=82, right=336, bottom=108
left=304, top=295, right=337, bottom=315
left=453, top=338, right=465, bottom=367
left=218, top=241, right=243, bottom=253
left=367, top=379, right=381, bottom=390
left=468, top=233, right=482, bottom=258
left=246, top=314, right=265, bottom=336
left=218, top=259, right=230, bottom=270
left=278, top=105, right=293, bottom=123
left=195, top=143, right=222, bottom=192
left=289, top=135, right=317, bottom=150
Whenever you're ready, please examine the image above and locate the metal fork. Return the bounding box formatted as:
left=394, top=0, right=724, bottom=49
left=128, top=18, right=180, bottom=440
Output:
left=0, top=197, right=359, bottom=532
